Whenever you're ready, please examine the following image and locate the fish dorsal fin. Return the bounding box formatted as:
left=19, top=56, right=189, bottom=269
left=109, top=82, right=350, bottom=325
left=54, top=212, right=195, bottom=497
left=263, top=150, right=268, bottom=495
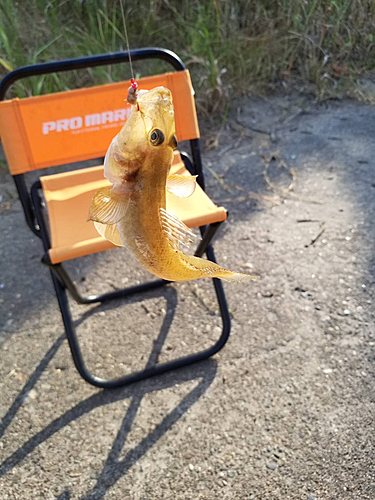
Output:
left=94, top=221, right=125, bottom=247
left=160, top=208, right=196, bottom=251
left=88, top=186, right=129, bottom=224
left=166, top=174, right=197, bottom=198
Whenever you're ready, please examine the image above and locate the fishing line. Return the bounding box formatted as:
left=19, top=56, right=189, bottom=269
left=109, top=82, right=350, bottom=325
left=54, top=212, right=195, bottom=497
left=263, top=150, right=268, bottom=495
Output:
left=120, top=0, right=135, bottom=82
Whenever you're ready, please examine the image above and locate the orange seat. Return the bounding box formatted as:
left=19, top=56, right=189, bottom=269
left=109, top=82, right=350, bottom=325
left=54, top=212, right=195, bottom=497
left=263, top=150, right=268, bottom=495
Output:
left=41, top=151, right=227, bottom=264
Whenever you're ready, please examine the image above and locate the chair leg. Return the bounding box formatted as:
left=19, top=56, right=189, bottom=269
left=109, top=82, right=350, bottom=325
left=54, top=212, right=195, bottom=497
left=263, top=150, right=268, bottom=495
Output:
left=32, top=166, right=231, bottom=388
left=50, top=249, right=230, bottom=389
left=50, top=261, right=170, bottom=305
left=44, top=220, right=230, bottom=389
left=195, top=221, right=223, bottom=258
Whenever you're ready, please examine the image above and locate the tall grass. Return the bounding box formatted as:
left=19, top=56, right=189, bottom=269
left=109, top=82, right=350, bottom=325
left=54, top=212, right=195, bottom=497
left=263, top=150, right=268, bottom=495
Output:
left=0, top=0, right=374, bottom=112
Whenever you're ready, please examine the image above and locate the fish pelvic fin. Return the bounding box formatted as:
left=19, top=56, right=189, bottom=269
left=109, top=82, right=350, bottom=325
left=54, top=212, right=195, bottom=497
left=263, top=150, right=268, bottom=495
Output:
left=94, top=221, right=125, bottom=247
left=160, top=207, right=196, bottom=251
left=166, top=174, right=197, bottom=198
left=88, top=186, right=129, bottom=224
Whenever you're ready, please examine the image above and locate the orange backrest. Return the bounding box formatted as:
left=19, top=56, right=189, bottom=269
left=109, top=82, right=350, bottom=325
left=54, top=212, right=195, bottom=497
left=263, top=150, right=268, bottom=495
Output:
left=0, top=69, right=199, bottom=175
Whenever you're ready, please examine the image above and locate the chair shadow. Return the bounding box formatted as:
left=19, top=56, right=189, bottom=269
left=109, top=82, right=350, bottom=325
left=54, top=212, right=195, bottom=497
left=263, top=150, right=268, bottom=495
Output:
left=0, top=285, right=218, bottom=500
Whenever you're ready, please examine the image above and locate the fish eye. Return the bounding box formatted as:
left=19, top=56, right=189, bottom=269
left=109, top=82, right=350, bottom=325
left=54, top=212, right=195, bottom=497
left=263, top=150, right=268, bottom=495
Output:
left=150, top=129, right=165, bottom=146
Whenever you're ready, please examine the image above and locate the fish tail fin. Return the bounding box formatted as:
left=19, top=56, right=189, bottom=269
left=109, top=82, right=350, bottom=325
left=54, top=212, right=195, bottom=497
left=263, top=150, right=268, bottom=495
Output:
left=179, top=254, right=259, bottom=282
left=213, top=269, right=259, bottom=283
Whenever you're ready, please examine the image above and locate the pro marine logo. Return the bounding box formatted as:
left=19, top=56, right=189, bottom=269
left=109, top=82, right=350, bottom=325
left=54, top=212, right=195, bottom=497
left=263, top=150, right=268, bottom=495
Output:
left=42, top=108, right=131, bottom=135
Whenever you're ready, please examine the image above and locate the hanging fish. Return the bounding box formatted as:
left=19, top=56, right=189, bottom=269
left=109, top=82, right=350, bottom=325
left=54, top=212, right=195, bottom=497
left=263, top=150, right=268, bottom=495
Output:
left=88, top=86, right=257, bottom=282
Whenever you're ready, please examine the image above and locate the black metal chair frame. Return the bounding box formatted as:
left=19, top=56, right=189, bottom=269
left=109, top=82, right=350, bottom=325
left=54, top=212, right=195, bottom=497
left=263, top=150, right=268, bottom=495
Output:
left=0, top=48, right=231, bottom=389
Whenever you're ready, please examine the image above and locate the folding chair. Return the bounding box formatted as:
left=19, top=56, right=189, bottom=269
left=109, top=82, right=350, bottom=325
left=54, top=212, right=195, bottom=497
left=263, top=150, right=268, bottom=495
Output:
left=0, top=48, right=231, bottom=388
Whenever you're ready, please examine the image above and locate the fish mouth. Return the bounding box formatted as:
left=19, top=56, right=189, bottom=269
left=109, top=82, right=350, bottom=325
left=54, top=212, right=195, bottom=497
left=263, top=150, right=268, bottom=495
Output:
left=169, top=134, right=178, bottom=150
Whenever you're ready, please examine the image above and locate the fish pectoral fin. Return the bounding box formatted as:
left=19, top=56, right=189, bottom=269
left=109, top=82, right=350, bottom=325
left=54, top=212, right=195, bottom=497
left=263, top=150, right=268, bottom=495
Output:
left=94, top=221, right=125, bottom=247
left=88, top=186, right=129, bottom=224
left=160, top=207, right=197, bottom=251
left=166, top=174, right=197, bottom=198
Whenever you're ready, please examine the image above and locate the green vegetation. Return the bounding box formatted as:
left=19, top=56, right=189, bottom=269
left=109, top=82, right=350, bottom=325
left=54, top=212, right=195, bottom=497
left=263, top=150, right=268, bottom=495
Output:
left=0, top=0, right=374, bottom=112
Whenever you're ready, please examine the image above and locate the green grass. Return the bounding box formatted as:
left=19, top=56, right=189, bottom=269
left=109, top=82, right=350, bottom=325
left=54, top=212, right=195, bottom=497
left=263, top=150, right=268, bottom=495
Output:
left=0, top=0, right=374, bottom=112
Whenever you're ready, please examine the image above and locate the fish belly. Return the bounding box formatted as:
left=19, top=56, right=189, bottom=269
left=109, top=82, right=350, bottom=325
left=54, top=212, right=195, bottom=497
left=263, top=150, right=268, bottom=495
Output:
left=118, top=204, right=255, bottom=283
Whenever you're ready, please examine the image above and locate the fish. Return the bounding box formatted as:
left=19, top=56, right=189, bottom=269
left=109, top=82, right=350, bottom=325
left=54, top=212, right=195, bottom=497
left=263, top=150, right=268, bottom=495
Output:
left=88, top=86, right=257, bottom=283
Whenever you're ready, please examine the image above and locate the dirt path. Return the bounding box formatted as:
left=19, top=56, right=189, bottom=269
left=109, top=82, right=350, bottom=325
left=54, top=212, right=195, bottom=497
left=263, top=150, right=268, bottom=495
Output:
left=1, top=95, right=374, bottom=499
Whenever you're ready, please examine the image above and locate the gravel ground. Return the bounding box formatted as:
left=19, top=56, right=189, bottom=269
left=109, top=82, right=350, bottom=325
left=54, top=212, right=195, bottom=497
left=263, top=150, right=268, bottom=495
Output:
left=1, top=95, right=375, bottom=499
